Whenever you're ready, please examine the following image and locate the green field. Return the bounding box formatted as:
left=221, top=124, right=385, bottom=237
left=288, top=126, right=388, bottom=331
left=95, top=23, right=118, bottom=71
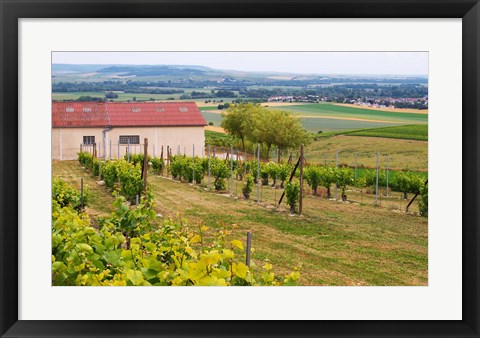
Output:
left=201, top=109, right=405, bottom=132
left=271, top=103, right=428, bottom=124
left=52, top=91, right=240, bottom=102
left=205, top=130, right=232, bottom=143
left=347, top=124, right=428, bottom=141
left=201, top=111, right=224, bottom=126
left=201, top=103, right=428, bottom=132
left=299, top=117, right=402, bottom=132
left=52, top=91, right=177, bottom=101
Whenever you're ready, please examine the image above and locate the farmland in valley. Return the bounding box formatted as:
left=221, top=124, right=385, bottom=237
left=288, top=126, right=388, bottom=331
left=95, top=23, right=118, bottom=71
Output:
left=346, top=124, right=428, bottom=141
left=51, top=60, right=429, bottom=287
left=269, top=103, right=428, bottom=123
left=201, top=103, right=427, bottom=132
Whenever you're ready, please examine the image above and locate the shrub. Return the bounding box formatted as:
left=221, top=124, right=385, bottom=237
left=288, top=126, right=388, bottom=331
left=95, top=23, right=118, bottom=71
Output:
left=170, top=155, right=186, bottom=180
left=260, top=163, right=270, bottom=186
left=242, top=174, right=254, bottom=199
left=285, top=181, right=300, bottom=214
left=318, top=166, right=336, bottom=198
left=52, top=188, right=300, bottom=286
left=265, top=162, right=280, bottom=187
left=92, top=159, right=100, bottom=177
left=210, top=158, right=230, bottom=191
left=335, top=167, right=354, bottom=201
left=245, top=160, right=259, bottom=183
left=115, top=160, right=144, bottom=202
left=391, top=171, right=426, bottom=199
left=170, top=156, right=205, bottom=183
left=277, top=163, right=291, bottom=188
left=52, top=178, right=88, bottom=210
left=78, top=152, right=93, bottom=170
left=125, top=153, right=150, bottom=166
left=418, top=183, right=428, bottom=217
left=101, top=160, right=119, bottom=188
left=151, top=157, right=165, bottom=175
left=304, top=165, right=322, bottom=196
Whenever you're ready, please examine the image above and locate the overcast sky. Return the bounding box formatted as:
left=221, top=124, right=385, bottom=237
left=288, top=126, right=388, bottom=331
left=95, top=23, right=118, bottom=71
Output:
left=52, top=51, right=428, bottom=76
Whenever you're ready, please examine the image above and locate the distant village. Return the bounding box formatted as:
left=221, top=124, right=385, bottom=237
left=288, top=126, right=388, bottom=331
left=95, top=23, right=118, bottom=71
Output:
left=267, top=95, right=428, bottom=109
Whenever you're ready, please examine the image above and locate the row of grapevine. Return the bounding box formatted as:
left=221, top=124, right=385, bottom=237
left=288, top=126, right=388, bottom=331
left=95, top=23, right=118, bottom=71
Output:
left=303, top=165, right=427, bottom=200
left=302, top=164, right=428, bottom=216
left=81, top=148, right=427, bottom=216
left=78, top=152, right=144, bottom=203
left=52, top=179, right=301, bottom=286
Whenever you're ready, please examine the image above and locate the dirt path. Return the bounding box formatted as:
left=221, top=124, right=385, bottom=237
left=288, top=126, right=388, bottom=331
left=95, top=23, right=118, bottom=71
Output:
left=298, top=115, right=402, bottom=123
left=205, top=126, right=226, bottom=133
left=332, top=103, right=428, bottom=114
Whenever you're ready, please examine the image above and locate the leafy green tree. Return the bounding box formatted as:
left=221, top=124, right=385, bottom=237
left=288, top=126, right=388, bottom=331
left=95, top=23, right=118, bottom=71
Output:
left=221, top=103, right=258, bottom=151
left=273, top=110, right=312, bottom=154
left=252, top=110, right=311, bottom=160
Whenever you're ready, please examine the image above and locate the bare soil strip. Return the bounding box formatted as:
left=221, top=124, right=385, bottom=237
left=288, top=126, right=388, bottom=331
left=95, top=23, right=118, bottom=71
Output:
left=332, top=103, right=429, bottom=115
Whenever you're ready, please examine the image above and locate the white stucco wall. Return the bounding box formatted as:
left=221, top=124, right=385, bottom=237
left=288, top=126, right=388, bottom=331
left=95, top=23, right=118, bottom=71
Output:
left=52, top=126, right=205, bottom=160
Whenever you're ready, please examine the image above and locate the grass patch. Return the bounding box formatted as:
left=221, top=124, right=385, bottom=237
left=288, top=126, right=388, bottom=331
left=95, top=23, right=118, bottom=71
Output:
left=205, top=130, right=230, bottom=139
left=347, top=124, right=428, bottom=141
left=273, top=103, right=428, bottom=123
left=305, top=135, right=428, bottom=171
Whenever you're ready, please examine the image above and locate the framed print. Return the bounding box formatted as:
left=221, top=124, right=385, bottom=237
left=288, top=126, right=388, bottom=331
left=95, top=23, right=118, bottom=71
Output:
left=1, top=0, right=479, bottom=337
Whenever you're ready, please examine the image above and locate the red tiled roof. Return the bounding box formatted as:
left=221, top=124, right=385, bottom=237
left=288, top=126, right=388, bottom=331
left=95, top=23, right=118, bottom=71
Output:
left=52, top=101, right=207, bottom=128
left=106, top=102, right=206, bottom=127
left=52, top=102, right=109, bottom=128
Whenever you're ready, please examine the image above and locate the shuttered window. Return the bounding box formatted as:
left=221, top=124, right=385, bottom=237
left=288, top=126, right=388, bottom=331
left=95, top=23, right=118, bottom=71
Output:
left=119, top=135, right=140, bottom=144
left=83, top=136, right=95, bottom=145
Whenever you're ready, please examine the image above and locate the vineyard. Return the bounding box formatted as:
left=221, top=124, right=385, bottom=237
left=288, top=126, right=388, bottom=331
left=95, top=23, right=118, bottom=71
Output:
left=52, top=141, right=428, bottom=285
left=52, top=166, right=300, bottom=286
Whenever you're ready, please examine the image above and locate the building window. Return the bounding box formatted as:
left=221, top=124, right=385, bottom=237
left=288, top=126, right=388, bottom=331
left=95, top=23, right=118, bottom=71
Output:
left=66, top=107, right=74, bottom=113
left=83, top=136, right=95, bottom=145
left=119, top=135, right=140, bottom=144
left=179, top=107, right=188, bottom=112
left=155, top=107, right=164, bottom=112
left=83, top=107, right=92, bottom=113
left=131, top=107, right=141, bottom=113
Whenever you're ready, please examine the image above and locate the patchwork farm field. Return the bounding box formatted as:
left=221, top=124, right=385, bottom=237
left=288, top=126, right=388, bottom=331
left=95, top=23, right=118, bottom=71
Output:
left=270, top=103, right=428, bottom=123
left=347, top=124, right=428, bottom=141
left=52, top=91, right=240, bottom=102
left=201, top=103, right=427, bottom=132
left=201, top=108, right=400, bottom=132
left=53, top=160, right=428, bottom=286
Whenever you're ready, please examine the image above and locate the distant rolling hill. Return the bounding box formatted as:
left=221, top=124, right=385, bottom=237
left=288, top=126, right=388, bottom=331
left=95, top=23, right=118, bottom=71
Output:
left=52, top=64, right=428, bottom=84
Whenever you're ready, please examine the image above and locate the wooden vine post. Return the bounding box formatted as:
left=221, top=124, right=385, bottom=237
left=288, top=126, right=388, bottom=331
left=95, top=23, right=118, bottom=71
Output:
left=246, top=232, right=252, bottom=267
left=277, top=156, right=301, bottom=208
left=299, top=144, right=304, bottom=215
left=142, top=138, right=148, bottom=195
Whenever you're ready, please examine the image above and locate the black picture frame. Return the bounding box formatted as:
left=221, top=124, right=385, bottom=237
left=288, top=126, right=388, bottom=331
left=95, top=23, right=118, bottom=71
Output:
left=1, top=1, right=478, bottom=337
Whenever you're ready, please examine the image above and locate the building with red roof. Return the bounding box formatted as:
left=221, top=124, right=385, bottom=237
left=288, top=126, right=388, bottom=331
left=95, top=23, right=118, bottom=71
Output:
left=52, top=101, right=207, bottom=160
